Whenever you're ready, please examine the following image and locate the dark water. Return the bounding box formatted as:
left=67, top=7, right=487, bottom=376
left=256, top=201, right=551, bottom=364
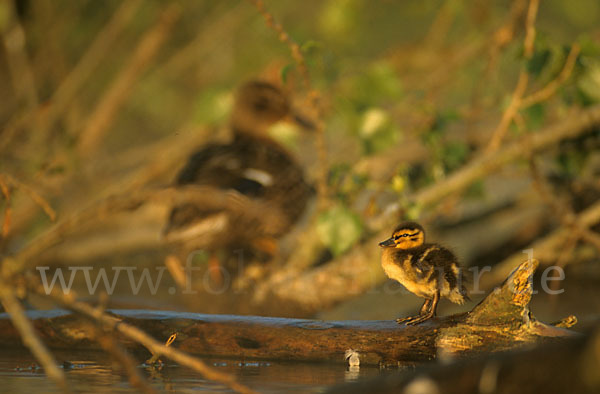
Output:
left=0, top=349, right=387, bottom=393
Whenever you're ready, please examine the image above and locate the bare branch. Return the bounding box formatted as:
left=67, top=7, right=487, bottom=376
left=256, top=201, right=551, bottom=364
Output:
left=485, top=0, right=540, bottom=154
left=0, top=279, right=68, bottom=392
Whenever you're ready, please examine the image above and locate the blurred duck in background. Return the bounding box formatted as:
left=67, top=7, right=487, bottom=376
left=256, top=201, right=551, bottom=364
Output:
left=164, top=81, right=314, bottom=283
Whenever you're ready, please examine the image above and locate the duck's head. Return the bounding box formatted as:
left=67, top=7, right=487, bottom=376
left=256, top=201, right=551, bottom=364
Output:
left=379, top=221, right=425, bottom=249
left=231, top=80, right=314, bottom=135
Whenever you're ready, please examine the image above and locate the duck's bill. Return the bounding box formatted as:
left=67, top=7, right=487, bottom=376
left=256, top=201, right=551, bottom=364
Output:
left=379, top=238, right=395, bottom=247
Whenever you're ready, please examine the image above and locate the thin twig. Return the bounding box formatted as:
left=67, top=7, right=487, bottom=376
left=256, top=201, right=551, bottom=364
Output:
left=520, top=43, right=581, bottom=108
left=37, top=285, right=256, bottom=394
left=41, top=0, right=143, bottom=138
left=0, top=174, right=57, bottom=222
left=246, top=0, right=329, bottom=209
left=0, top=178, right=11, bottom=238
left=0, top=279, right=68, bottom=392
left=522, top=0, right=539, bottom=58
left=485, top=0, right=539, bottom=154
left=77, top=4, right=180, bottom=155
left=485, top=71, right=530, bottom=153
left=146, top=333, right=177, bottom=364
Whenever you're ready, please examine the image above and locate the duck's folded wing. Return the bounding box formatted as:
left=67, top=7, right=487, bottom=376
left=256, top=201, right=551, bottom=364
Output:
left=175, top=144, right=273, bottom=198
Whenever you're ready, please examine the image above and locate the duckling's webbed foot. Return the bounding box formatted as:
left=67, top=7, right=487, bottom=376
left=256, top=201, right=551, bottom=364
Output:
left=396, top=291, right=440, bottom=326
left=396, top=311, right=435, bottom=325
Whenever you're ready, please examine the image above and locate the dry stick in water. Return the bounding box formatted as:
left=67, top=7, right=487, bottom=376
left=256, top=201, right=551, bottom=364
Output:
left=37, top=286, right=257, bottom=394
left=247, top=0, right=329, bottom=209
left=94, top=326, right=158, bottom=394
left=0, top=280, right=68, bottom=392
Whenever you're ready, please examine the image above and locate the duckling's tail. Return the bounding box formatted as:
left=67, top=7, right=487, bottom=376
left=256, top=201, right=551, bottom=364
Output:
left=448, top=268, right=471, bottom=304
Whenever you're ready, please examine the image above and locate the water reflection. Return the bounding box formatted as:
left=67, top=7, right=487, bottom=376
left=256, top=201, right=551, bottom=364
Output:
left=0, top=349, right=387, bottom=393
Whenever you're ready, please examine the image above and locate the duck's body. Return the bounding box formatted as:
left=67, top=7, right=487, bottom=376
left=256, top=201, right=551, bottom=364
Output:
left=164, top=81, right=313, bottom=265
left=379, top=222, right=468, bottom=325
left=165, top=133, right=312, bottom=253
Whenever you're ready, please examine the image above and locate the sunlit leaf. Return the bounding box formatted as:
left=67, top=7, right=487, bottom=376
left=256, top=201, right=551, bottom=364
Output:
left=391, top=175, right=406, bottom=194
left=316, top=204, right=363, bottom=256
left=577, top=59, right=600, bottom=103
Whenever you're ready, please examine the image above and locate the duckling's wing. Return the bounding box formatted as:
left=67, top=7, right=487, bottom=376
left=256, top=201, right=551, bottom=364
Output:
left=424, top=247, right=469, bottom=302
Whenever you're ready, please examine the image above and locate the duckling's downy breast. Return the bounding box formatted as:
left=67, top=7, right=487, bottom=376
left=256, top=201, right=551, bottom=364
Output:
left=381, top=248, right=436, bottom=298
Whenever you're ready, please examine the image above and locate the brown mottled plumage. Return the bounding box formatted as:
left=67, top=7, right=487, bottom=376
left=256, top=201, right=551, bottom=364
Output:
left=379, top=222, right=469, bottom=325
left=164, top=81, right=313, bottom=265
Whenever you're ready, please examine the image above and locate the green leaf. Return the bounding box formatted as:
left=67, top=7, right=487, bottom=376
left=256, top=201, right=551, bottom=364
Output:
left=577, top=35, right=600, bottom=58
left=301, top=40, right=322, bottom=55
left=527, top=48, right=551, bottom=77
left=556, top=150, right=587, bottom=177
left=316, top=204, right=363, bottom=256
left=465, top=180, right=485, bottom=199
left=280, top=63, right=295, bottom=84
left=577, top=59, right=600, bottom=103
left=442, top=142, right=469, bottom=172
left=523, top=103, right=546, bottom=131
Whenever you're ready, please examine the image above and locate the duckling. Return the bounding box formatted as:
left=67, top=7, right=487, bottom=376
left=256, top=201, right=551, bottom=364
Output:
left=164, top=81, right=314, bottom=279
left=379, top=222, right=468, bottom=325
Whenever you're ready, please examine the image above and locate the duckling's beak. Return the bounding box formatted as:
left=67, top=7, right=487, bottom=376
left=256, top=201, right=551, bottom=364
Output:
left=379, top=237, right=395, bottom=248
left=288, top=110, right=316, bottom=131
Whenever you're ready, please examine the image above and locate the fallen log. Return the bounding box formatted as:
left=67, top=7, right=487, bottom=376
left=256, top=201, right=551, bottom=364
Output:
left=0, top=260, right=577, bottom=366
